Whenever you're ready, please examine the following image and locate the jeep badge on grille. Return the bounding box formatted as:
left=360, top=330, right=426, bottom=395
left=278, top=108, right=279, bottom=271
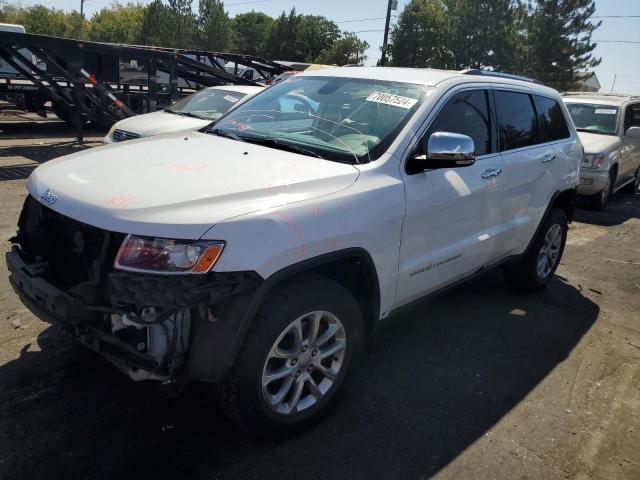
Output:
left=40, top=189, right=58, bottom=205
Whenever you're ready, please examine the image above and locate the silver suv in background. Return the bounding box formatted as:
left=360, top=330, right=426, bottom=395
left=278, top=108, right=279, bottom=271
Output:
left=562, top=92, right=640, bottom=210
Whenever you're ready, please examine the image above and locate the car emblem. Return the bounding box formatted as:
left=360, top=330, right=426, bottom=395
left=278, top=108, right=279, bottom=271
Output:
left=40, top=189, right=58, bottom=205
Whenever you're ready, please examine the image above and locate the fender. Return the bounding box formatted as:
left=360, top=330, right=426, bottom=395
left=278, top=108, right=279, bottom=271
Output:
left=522, top=188, right=576, bottom=259
left=184, top=248, right=380, bottom=383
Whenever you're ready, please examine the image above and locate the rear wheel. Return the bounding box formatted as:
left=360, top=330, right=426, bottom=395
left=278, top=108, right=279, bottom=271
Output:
left=505, top=208, right=568, bottom=291
left=217, top=274, right=364, bottom=438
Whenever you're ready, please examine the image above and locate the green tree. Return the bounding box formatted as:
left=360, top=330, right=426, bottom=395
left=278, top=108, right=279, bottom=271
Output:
left=388, top=0, right=451, bottom=68
left=444, top=0, right=520, bottom=71
left=266, top=9, right=341, bottom=62
left=198, top=0, right=233, bottom=51
left=233, top=11, right=275, bottom=56
left=523, top=0, right=601, bottom=90
left=316, top=32, right=369, bottom=65
left=88, top=3, right=148, bottom=44
left=138, top=0, right=197, bottom=48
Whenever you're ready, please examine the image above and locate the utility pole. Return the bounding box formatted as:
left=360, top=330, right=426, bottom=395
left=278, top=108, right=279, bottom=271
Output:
left=80, top=0, right=86, bottom=17
left=380, top=0, right=397, bottom=66
left=610, top=73, right=617, bottom=93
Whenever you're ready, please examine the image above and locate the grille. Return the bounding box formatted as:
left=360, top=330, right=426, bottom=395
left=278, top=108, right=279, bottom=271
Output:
left=112, top=129, right=140, bottom=142
left=16, top=196, right=124, bottom=291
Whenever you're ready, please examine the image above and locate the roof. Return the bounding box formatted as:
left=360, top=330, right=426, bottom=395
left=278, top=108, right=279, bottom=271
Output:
left=575, top=71, right=601, bottom=90
left=296, top=66, right=557, bottom=95
left=298, top=66, right=460, bottom=86
left=205, top=85, right=265, bottom=94
left=561, top=92, right=640, bottom=106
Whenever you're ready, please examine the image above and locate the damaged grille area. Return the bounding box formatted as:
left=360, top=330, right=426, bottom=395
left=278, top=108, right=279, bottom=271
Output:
left=14, top=195, right=123, bottom=299
left=9, top=195, right=264, bottom=384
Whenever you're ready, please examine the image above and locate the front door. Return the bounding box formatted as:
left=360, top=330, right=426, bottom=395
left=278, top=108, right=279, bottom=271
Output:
left=395, top=88, right=505, bottom=307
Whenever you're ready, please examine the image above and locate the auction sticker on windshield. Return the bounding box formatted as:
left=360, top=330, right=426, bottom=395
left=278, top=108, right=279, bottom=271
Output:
left=224, top=95, right=239, bottom=103
left=366, top=92, right=418, bottom=109
left=594, top=108, right=617, bottom=115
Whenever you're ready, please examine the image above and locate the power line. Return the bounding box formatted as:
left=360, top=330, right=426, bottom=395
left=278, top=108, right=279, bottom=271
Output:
left=226, top=0, right=270, bottom=6
left=592, top=15, right=640, bottom=19
left=595, top=39, right=640, bottom=44
left=335, top=16, right=396, bottom=24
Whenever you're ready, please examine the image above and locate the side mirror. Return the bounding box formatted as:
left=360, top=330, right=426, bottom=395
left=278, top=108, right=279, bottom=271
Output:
left=410, top=132, right=476, bottom=171
left=625, top=126, right=640, bottom=139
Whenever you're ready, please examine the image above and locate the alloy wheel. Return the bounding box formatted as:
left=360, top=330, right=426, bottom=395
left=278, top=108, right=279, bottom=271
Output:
left=537, top=223, right=562, bottom=279
left=261, top=311, right=346, bottom=415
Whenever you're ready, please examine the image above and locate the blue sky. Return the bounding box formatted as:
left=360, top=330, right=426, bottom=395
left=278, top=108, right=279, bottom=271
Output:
left=32, top=0, right=640, bottom=93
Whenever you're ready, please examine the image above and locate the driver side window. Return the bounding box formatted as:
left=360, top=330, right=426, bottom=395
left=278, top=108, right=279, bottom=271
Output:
left=423, top=90, right=492, bottom=156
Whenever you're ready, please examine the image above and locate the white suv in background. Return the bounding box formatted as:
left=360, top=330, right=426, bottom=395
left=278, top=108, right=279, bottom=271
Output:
left=562, top=92, right=640, bottom=210
left=7, top=67, right=581, bottom=437
left=104, top=85, right=264, bottom=143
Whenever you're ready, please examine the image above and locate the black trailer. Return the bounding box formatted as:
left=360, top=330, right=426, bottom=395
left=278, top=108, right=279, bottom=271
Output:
left=0, top=31, right=286, bottom=141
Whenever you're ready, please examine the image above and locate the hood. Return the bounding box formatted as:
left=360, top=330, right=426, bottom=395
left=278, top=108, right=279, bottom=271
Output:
left=576, top=131, right=621, bottom=154
left=113, top=110, right=212, bottom=137
left=27, top=131, right=360, bottom=239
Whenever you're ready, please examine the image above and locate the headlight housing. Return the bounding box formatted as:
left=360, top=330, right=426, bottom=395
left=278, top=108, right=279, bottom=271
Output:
left=582, top=153, right=605, bottom=169
left=114, top=235, right=224, bottom=274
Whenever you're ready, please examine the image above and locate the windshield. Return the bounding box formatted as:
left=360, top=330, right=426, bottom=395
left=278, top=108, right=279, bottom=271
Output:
left=565, top=102, right=620, bottom=135
left=208, top=76, right=429, bottom=164
left=166, top=89, right=248, bottom=120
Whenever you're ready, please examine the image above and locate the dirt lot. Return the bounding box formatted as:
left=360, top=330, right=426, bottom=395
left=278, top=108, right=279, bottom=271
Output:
left=0, top=117, right=639, bottom=480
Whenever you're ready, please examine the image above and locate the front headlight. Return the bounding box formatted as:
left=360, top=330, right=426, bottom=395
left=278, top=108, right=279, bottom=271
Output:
left=582, top=153, right=605, bottom=169
left=114, top=235, right=224, bottom=274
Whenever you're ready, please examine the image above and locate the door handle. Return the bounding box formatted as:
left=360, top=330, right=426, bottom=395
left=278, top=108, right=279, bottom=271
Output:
left=541, top=154, right=556, bottom=163
left=481, top=168, right=502, bottom=179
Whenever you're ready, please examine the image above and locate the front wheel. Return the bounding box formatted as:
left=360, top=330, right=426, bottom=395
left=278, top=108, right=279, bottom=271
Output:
left=217, top=274, right=364, bottom=438
left=588, top=170, right=614, bottom=211
left=505, top=208, right=568, bottom=291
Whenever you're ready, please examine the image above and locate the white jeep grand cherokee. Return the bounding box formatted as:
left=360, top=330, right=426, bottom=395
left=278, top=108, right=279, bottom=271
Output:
left=6, top=67, right=581, bottom=437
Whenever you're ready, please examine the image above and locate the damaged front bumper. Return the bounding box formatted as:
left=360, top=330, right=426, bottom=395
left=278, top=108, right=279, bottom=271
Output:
left=6, top=246, right=261, bottom=386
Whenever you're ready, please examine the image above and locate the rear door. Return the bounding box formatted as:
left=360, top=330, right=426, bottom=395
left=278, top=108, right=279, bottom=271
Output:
left=493, top=89, right=569, bottom=255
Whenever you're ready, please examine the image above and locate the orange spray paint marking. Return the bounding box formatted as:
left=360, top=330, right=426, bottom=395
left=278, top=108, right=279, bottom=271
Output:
left=272, top=212, right=305, bottom=253
left=105, top=195, right=136, bottom=210
left=336, top=199, right=350, bottom=210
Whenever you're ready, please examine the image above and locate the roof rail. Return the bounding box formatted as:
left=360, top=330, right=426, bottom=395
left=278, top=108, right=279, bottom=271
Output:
left=460, top=69, right=544, bottom=85
left=561, top=91, right=640, bottom=100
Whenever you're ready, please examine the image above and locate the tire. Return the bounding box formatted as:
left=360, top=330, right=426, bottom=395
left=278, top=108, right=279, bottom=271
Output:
left=505, top=208, right=568, bottom=292
left=217, top=273, right=365, bottom=438
left=588, top=169, right=615, bottom=211
left=622, top=167, right=640, bottom=194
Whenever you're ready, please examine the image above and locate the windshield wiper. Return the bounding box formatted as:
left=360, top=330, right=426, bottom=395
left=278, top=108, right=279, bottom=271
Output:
left=238, top=136, right=324, bottom=159
left=208, top=128, right=246, bottom=142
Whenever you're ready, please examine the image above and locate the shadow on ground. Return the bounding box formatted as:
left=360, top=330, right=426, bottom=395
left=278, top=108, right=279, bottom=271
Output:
left=0, top=271, right=598, bottom=480
left=575, top=192, right=639, bottom=226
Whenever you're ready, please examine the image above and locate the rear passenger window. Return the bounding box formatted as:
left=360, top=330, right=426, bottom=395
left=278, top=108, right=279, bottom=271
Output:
left=494, top=90, right=537, bottom=151
left=534, top=95, right=570, bottom=142
left=425, top=90, right=492, bottom=156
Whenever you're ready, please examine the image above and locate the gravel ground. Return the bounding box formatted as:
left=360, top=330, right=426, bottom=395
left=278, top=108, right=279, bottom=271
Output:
left=0, top=117, right=639, bottom=480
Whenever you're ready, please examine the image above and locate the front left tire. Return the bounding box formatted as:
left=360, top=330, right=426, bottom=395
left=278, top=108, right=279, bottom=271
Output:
left=217, top=274, right=364, bottom=438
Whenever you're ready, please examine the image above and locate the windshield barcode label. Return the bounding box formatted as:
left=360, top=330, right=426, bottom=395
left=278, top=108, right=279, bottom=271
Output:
left=366, top=92, right=418, bottom=109
left=594, top=108, right=616, bottom=115
left=224, top=95, right=239, bottom=103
